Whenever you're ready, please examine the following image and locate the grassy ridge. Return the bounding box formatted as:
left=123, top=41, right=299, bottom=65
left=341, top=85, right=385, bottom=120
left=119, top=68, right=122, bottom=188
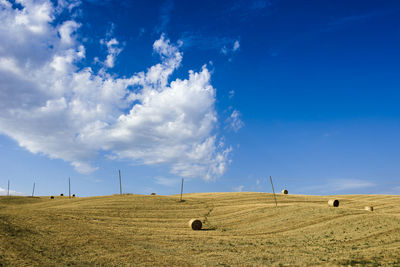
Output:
left=1, top=193, right=400, bottom=266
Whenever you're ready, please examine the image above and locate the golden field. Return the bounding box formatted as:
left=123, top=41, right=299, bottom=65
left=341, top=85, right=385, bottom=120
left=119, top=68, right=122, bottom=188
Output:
left=1, top=192, right=400, bottom=266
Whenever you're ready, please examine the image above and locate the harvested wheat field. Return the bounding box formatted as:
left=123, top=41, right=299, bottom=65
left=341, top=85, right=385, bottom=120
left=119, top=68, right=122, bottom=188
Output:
left=1, top=193, right=400, bottom=266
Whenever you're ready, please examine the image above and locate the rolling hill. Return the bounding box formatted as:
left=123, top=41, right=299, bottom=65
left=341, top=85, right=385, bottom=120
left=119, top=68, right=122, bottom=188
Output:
left=1, top=193, right=399, bottom=266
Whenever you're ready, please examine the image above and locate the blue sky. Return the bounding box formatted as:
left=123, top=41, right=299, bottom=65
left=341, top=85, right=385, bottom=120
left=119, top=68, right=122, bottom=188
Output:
left=1, top=0, right=400, bottom=196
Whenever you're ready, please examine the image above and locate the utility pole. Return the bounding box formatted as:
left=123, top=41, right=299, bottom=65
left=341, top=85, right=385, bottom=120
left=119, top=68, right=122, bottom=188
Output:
left=269, top=176, right=278, bottom=208
left=69, top=177, right=71, bottom=199
left=119, top=169, right=122, bottom=195
left=7, top=180, right=10, bottom=196
left=32, top=182, right=35, bottom=197
left=180, top=178, right=184, bottom=202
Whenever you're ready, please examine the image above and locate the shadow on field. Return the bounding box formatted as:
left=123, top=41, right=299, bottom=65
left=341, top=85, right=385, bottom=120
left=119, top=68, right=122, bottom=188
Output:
left=200, top=228, right=216, bottom=231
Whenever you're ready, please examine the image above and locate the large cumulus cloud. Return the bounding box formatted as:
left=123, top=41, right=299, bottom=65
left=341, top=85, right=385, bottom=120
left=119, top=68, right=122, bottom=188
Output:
left=0, top=0, right=232, bottom=179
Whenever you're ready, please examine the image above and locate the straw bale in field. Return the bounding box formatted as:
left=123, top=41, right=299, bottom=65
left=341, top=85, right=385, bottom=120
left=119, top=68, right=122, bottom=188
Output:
left=188, top=219, right=202, bottom=230
left=281, top=189, right=288, bottom=194
left=50, top=196, right=54, bottom=199
left=151, top=193, right=156, bottom=195
left=328, top=199, right=339, bottom=207
left=365, top=206, right=373, bottom=211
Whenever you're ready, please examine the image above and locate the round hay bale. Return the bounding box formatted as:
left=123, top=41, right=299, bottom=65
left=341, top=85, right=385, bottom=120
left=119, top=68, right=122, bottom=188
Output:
left=188, top=219, right=202, bottom=230
left=328, top=199, right=339, bottom=207
left=365, top=206, right=373, bottom=212
left=50, top=196, right=54, bottom=199
left=151, top=193, right=156, bottom=195
left=281, top=189, right=288, bottom=194
left=72, top=194, right=76, bottom=197
left=60, top=193, right=64, bottom=196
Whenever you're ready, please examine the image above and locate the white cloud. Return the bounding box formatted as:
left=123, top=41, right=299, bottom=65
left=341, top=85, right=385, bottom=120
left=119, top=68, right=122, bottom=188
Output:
left=234, top=185, right=244, bottom=192
left=231, top=0, right=271, bottom=12
left=330, top=179, right=375, bottom=191
left=58, top=20, right=80, bottom=45
left=14, top=0, right=54, bottom=34
left=101, top=38, right=122, bottom=68
left=388, top=186, right=400, bottom=194
left=250, top=0, right=270, bottom=10
left=221, top=46, right=228, bottom=55
left=155, top=0, right=173, bottom=34
left=299, top=178, right=376, bottom=194
left=0, top=0, right=232, bottom=180
left=233, top=40, right=240, bottom=51
left=228, top=90, right=235, bottom=99
left=0, top=186, right=24, bottom=196
left=220, top=40, right=240, bottom=55
left=138, top=27, right=145, bottom=37
left=154, top=177, right=181, bottom=187
left=225, top=109, right=244, bottom=132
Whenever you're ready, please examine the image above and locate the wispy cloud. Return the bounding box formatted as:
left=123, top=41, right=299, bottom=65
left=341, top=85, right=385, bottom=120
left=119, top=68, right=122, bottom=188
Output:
left=179, top=33, right=241, bottom=62
left=180, top=33, right=239, bottom=52
left=228, top=90, right=235, bottom=99
left=84, top=0, right=113, bottom=5
left=154, top=177, right=181, bottom=187
left=249, top=0, right=271, bottom=10
left=387, top=186, right=400, bottom=195
left=221, top=40, right=240, bottom=57
left=229, top=0, right=275, bottom=20
left=138, top=27, right=145, bottom=38
left=155, top=0, right=174, bottom=34
left=231, top=0, right=272, bottom=12
left=99, top=38, right=123, bottom=68
left=328, top=13, right=378, bottom=27
left=330, top=179, right=375, bottom=191
left=225, top=109, right=244, bottom=132
left=299, top=178, right=376, bottom=194
left=323, top=9, right=394, bottom=32
left=0, top=186, right=24, bottom=196
left=234, top=185, right=245, bottom=192
left=233, top=40, right=240, bottom=51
